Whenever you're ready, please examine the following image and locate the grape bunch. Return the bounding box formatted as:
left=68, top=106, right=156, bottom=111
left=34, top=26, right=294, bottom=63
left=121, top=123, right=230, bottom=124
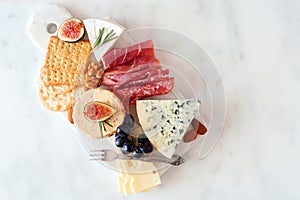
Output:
left=115, top=114, right=153, bottom=157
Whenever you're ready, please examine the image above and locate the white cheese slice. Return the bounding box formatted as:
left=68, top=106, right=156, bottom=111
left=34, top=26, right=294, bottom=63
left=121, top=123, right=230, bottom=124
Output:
left=83, top=19, right=124, bottom=61
left=117, top=160, right=161, bottom=195
left=136, top=99, right=200, bottom=159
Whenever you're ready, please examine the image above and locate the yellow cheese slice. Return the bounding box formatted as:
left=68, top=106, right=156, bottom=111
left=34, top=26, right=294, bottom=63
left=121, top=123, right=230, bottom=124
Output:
left=117, top=160, right=161, bottom=195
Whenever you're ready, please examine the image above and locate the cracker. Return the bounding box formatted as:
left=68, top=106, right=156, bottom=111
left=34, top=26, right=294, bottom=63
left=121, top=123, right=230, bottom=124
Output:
left=43, top=37, right=91, bottom=70
left=40, top=67, right=84, bottom=86
left=38, top=84, right=74, bottom=112
left=45, top=84, right=74, bottom=95
left=38, top=36, right=92, bottom=112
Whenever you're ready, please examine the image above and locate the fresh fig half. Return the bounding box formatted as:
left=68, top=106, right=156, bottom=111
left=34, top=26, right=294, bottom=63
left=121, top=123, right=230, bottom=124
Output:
left=84, top=101, right=116, bottom=122
left=57, top=18, right=85, bottom=42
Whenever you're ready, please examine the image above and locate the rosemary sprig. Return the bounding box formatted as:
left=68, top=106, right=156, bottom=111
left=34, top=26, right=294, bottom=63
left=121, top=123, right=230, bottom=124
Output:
left=93, top=27, right=118, bottom=49
left=104, top=121, right=113, bottom=127
left=98, top=121, right=104, bottom=139
left=93, top=28, right=104, bottom=49
left=102, top=122, right=107, bottom=132
left=97, top=120, right=113, bottom=138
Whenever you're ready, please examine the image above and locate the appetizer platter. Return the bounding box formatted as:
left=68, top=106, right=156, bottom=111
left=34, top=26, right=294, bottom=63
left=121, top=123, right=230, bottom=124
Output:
left=27, top=4, right=225, bottom=195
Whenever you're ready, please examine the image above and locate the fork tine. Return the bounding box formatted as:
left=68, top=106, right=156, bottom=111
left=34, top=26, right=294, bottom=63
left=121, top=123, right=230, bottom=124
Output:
left=89, top=149, right=106, bottom=162
left=89, top=154, right=103, bottom=161
left=89, top=153, right=102, bottom=157
left=89, top=149, right=103, bottom=152
left=89, top=149, right=113, bottom=162
left=89, top=149, right=105, bottom=156
left=89, top=155, right=106, bottom=161
left=89, top=158, right=105, bottom=161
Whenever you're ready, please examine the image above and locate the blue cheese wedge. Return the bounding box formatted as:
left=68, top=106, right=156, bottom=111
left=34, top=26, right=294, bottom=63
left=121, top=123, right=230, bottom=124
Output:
left=83, top=19, right=124, bottom=61
left=136, top=99, right=200, bottom=159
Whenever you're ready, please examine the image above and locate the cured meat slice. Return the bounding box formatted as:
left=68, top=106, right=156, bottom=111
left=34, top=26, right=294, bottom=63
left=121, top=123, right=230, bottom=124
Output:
left=103, top=66, right=168, bottom=86
left=102, top=65, right=169, bottom=86
left=117, top=71, right=169, bottom=88
left=113, top=78, right=174, bottom=104
left=102, top=39, right=175, bottom=104
left=103, top=62, right=161, bottom=81
left=127, top=62, right=161, bottom=73
left=131, top=46, right=160, bottom=67
left=103, top=64, right=133, bottom=75
left=102, top=40, right=159, bottom=69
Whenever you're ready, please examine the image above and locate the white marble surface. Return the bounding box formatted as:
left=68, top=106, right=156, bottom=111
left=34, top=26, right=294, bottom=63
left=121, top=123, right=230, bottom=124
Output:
left=1, top=0, right=300, bottom=199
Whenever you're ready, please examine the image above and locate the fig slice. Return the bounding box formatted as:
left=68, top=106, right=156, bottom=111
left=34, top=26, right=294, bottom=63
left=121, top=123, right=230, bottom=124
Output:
left=84, top=101, right=116, bottom=122
left=57, top=18, right=85, bottom=42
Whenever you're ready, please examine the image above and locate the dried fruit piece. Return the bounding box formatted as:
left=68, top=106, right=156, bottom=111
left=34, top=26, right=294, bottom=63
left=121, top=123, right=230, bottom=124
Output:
left=183, top=130, right=198, bottom=143
left=191, top=118, right=207, bottom=135
left=84, top=101, right=116, bottom=122
left=58, top=18, right=85, bottom=42
left=67, top=107, right=74, bottom=124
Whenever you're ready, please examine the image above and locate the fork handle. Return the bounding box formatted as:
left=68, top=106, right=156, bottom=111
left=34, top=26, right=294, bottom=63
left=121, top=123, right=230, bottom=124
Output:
left=118, top=154, right=184, bottom=166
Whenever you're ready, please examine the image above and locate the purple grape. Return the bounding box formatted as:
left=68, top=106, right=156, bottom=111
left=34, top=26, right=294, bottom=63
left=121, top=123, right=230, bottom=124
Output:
left=140, top=141, right=153, bottom=154
left=121, top=139, right=135, bottom=154
left=115, top=135, right=125, bottom=147
left=116, top=124, right=130, bottom=137
left=132, top=146, right=144, bottom=158
left=138, top=134, right=150, bottom=144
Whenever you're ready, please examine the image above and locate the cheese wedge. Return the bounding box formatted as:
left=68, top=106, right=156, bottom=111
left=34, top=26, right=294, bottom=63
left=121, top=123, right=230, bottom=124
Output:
left=83, top=19, right=124, bottom=61
left=136, top=99, right=200, bottom=159
left=117, top=160, right=161, bottom=195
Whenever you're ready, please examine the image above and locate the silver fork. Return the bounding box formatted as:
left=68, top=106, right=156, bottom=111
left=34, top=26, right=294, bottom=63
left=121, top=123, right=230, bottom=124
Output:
left=89, top=149, right=185, bottom=166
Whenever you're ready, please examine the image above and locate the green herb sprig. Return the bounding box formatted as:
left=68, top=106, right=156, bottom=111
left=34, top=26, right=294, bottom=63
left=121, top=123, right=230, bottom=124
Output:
left=97, top=120, right=114, bottom=139
left=93, top=28, right=118, bottom=49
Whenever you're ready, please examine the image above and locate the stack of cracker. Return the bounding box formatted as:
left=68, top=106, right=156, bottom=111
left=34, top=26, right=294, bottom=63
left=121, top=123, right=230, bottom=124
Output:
left=39, top=36, right=92, bottom=112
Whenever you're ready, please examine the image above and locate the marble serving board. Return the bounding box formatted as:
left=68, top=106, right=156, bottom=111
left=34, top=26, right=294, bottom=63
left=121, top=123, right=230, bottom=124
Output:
left=26, top=4, right=195, bottom=177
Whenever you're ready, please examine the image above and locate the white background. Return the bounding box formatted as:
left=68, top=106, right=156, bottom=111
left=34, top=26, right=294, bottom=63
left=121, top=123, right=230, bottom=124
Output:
left=0, top=0, right=299, bottom=199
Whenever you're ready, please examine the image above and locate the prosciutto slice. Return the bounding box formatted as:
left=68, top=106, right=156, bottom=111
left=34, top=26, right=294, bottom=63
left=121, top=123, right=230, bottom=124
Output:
left=103, top=65, right=167, bottom=86
left=116, top=71, right=170, bottom=88
left=100, top=39, right=174, bottom=104
left=113, top=78, right=174, bottom=104
left=102, top=40, right=159, bottom=69
left=103, top=62, right=161, bottom=83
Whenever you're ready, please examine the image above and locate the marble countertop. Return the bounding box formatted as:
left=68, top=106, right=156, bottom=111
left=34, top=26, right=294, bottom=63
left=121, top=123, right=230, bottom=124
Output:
left=1, top=0, right=300, bottom=199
